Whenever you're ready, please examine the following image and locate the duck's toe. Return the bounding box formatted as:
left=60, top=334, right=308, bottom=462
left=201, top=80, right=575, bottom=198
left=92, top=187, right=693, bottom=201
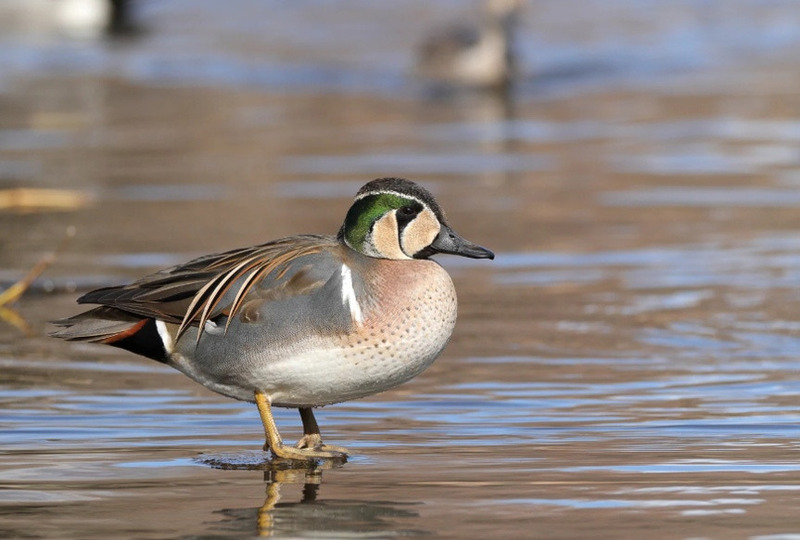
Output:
left=270, top=441, right=347, bottom=461
left=294, top=433, right=349, bottom=458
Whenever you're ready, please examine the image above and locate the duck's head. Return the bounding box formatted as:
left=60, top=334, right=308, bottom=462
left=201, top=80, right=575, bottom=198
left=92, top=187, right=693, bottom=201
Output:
left=339, top=177, right=495, bottom=261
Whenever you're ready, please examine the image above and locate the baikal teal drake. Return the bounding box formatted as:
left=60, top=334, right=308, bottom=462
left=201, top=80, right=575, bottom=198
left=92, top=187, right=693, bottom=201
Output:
left=51, top=177, right=494, bottom=461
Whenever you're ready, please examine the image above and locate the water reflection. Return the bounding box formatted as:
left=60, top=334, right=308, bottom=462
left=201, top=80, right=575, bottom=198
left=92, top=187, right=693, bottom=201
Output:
left=197, top=454, right=426, bottom=538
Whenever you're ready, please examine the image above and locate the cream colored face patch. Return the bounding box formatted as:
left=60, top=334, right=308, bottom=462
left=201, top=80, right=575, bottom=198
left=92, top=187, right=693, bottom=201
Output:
left=400, top=207, right=440, bottom=257
left=369, top=211, right=409, bottom=260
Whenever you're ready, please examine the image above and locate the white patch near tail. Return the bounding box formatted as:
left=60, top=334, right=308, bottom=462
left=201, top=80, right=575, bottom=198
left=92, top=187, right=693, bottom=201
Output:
left=155, top=320, right=175, bottom=354
left=340, top=264, right=364, bottom=326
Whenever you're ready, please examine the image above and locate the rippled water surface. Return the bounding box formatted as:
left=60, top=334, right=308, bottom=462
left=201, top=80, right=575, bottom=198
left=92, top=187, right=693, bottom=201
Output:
left=2, top=1, right=800, bottom=538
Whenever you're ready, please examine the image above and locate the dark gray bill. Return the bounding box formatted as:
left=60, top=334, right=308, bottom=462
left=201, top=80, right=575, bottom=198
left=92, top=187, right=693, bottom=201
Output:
left=426, top=225, right=495, bottom=260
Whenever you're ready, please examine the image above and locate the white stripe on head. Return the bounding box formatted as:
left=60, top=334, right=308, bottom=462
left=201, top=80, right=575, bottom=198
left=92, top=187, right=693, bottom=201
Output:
left=353, top=189, right=426, bottom=207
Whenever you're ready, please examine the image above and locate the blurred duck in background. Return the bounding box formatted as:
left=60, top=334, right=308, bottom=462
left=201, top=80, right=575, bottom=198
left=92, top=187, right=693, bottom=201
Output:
left=415, top=0, right=524, bottom=92
left=0, top=0, right=138, bottom=40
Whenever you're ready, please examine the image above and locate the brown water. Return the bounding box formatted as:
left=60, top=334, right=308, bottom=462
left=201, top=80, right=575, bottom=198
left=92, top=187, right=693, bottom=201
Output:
left=2, top=1, right=800, bottom=538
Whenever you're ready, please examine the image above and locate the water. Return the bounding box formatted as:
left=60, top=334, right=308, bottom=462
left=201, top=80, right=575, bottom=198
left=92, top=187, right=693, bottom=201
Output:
left=2, top=1, right=800, bottom=538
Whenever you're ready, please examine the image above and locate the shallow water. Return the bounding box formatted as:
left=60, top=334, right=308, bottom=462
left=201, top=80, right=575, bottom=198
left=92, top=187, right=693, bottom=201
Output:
left=1, top=1, right=800, bottom=538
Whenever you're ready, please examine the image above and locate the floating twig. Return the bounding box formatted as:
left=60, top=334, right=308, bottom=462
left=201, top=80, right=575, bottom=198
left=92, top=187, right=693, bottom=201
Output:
left=0, top=226, right=76, bottom=333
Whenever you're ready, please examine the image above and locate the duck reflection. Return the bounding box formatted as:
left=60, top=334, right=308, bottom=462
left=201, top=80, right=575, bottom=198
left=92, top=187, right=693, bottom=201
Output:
left=200, top=456, right=427, bottom=538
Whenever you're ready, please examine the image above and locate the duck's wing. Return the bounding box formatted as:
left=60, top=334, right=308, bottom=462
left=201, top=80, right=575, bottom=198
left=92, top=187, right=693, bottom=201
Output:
left=51, top=234, right=342, bottom=346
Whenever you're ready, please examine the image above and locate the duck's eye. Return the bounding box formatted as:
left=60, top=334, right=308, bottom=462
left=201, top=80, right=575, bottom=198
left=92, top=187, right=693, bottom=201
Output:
left=399, top=205, right=417, bottom=216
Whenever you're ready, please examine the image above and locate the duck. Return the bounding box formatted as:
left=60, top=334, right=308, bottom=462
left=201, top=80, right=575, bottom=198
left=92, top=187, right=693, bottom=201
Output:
left=0, top=0, right=138, bottom=40
left=415, top=0, right=523, bottom=91
left=51, top=177, right=494, bottom=460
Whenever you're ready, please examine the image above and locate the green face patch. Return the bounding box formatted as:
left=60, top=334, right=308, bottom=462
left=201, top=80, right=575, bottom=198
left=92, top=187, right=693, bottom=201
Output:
left=342, top=193, right=416, bottom=252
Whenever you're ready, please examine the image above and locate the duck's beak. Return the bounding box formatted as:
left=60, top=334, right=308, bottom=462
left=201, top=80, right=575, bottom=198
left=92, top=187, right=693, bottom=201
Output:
left=429, top=225, right=495, bottom=260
